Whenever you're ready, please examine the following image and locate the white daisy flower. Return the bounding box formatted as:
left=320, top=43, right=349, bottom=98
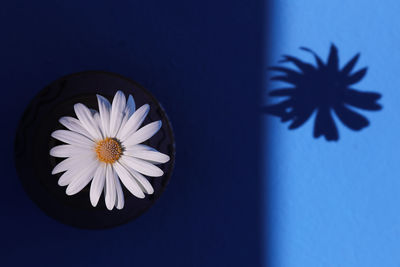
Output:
left=50, top=90, right=170, bottom=210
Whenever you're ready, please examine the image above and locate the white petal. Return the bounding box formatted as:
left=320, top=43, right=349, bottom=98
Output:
left=117, top=104, right=150, bottom=141
left=121, top=161, right=154, bottom=194
left=50, top=145, right=91, bottom=158
left=89, top=163, right=106, bottom=207
left=125, top=144, right=156, bottom=151
left=66, top=160, right=99, bottom=195
left=74, top=103, right=103, bottom=140
left=97, top=94, right=111, bottom=137
left=52, top=155, right=91, bottom=174
left=118, top=94, right=136, bottom=133
left=105, top=164, right=116, bottom=210
left=113, top=169, right=125, bottom=209
left=57, top=156, right=96, bottom=186
left=93, top=112, right=104, bottom=138
left=93, top=112, right=101, bottom=125
left=59, top=116, right=92, bottom=138
left=125, top=94, right=136, bottom=117
left=51, top=130, right=95, bottom=148
left=52, top=158, right=73, bottom=174
left=109, top=91, right=126, bottom=137
left=124, top=150, right=170, bottom=164
left=120, top=155, right=164, bottom=177
left=123, top=120, right=162, bottom=147
left=113, top=162, right=145, bottom=198
left=58, top=168, right=79, bottom=186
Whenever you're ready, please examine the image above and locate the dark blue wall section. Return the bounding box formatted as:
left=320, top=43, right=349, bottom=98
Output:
left=0, top=1, right=266, bottom=266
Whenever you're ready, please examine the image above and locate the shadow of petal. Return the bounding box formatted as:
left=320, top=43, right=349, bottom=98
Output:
left=334, top=104, right=369, bottom=130
left=289, top=107, right=314, bottom=129
left=346, top=67, right=368, bottom=85
left=344, top=89, right=382, bottom=110
left=341, top=53, right=360, bottom=75
left=313, top=108, right=338, bottom=141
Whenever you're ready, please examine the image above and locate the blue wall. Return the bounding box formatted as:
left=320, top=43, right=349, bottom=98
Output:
left=265, top=0, right=400, bottom=266
left=1, top=1, right=266, bottom=266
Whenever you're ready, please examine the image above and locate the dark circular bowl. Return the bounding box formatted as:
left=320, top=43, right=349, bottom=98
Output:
left=14, top=71, right=175, bottom=229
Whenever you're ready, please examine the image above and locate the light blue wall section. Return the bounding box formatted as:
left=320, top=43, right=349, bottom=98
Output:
left=265, top=1, right=400, bottom=266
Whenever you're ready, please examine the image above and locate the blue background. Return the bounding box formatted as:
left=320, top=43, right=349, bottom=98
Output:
left=1, top=1, right=265, bottom=267
left=2, top=0, right=400, bottom=266
left=265, top=0, right=400, bottom=266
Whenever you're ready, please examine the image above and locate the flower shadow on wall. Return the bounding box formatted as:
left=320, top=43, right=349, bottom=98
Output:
left=263, top=44, right=382, bottom=141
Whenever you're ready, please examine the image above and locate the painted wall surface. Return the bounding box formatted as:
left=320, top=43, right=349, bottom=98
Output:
left=265, top=1, right=400, bottom=266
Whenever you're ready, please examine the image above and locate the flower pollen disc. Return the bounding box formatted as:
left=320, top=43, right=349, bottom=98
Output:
left=95, top=138, right=122, bottom=164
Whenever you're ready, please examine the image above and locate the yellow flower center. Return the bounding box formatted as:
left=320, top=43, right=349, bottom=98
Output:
left=95, top=138, right=122, bottom=164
